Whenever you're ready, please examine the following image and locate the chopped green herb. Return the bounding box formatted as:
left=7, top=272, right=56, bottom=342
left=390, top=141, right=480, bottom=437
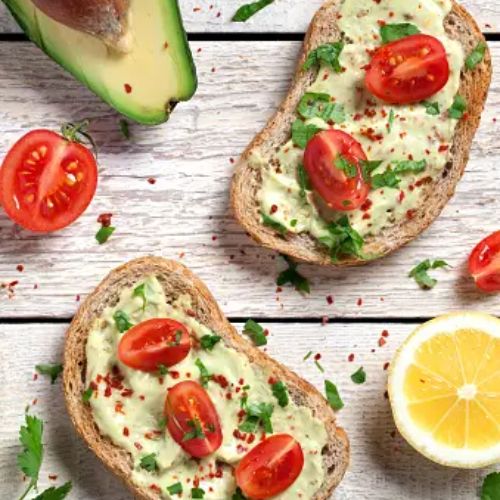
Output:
left=466, top=42, right=487, bottom=71
left=325, top=380, right=344, bottom=410
left=277, top=255, right=310, bottom=293
left=167, top=482, right=183, bottom=495
left=297, top=163, right=311, bottom=198
left=239, top=401, right=274, bottom=434
left=290, top=219, right=298, bottom=227
left=113, top=310, right=133, bottom=333
left=17, top=414, right=43, bottom=500
left=351, top=367, right=367, bottom=384
left=33, top=481, right=72, bottom=500
left=119, top=119, right=130, bottom=139
left=133, top=283, right=148, bottom=311
left=409, top=259, right=449, bottom=289
left=291, top=119, right=322, bottom=149
left=195, top=358, right=211, bottom=387
left=371, top=168, right=400, bottom=189
left=139, top=453, right=158, bottom=472
left=303, top=350, right=313, bottom=361
left=243, top=319, right=268, bottom=347
left=35, top=363, right=63, bottom=384
left=360, top=160, right=384, bottom=183
left=392, top=159, right=427, bottom=174
left=232, top=488, right=248, bottom=500
left=158, top=364, right=168, bottom=376
left=96, top=226, right=115, bottom=245
left=315, top=360, right=325, bottom=373
left=183, top=418, right=206, bottom=442
left=200, top=335, right=222, bottom=351
left=423, top=101, right=440, bottom=115
left=334, top=155, right=357, bottom=178
left=82, top=387, right=94, bottom=403
left=191, top=487, right=205, bottom=499
left=303, top=42, right=344, bottom=72
left=481, top=472, right=500, bottom=500
left=232, top=0, right=274, bottom=22
left=157, top=417, right=167, bottom=430
left=380, top=23, right=420, bottom=44
left=271, top=381, right=289, bottom=407
left=261, top=211, right=287, bottom=236
left=448, top=95, right=467, bottom=119
left=388, top=109, right=395, bottom=133
left=297, top=92, right=345, bottom=123
left=319, top=216, right=365, bottom=262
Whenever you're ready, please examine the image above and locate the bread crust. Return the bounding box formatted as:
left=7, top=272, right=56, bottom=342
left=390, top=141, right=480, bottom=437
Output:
left=231, top=0, right=492, bottom=267
left=63, top=257, right=349, bottom=499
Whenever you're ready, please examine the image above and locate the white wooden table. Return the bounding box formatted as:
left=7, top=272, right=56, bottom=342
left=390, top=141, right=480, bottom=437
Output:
left=0, top=1, right=498, bottom=499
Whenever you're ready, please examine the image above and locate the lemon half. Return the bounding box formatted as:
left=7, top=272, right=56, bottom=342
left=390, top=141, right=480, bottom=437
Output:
left=389, top=312, right=500, bottom=468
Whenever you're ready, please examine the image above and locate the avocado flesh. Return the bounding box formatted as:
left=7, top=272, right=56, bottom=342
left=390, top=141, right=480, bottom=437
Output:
left=3, top=0, right=197, bottom=125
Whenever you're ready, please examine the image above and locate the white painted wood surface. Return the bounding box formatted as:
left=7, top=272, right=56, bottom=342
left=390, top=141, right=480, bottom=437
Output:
left=0, top=322, right=495, bottom=500
left=0, top=0, right=498, bottom=34
left=0, top=41, right=499, bottom=318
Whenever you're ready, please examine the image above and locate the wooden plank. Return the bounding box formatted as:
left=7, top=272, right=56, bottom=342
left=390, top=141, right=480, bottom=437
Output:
left=0, top=0, right=498, bottom=34
left=0, top=41, right=499, bottom=319
left=0, top=321, right=495, bottom=499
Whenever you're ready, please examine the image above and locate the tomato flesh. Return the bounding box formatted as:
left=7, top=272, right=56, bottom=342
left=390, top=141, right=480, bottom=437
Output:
left=304, top=129, right=369, bottom=211
left=365, top=34, right=450, bottom=104
left=0, top=130, right=97, bottom=232
left=164, top=381, right=223, bottom=458
left=468, top=231, right=500, bottom=292
left=235, top=434, right=304, bottom=499
left=118, top=318, right=191, bottom=371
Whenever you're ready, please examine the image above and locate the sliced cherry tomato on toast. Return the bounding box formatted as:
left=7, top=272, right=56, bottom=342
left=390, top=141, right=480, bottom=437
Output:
left=164, top=380, right=223, bottom=458
left=365, top=34, right=450, bottom=104
left=235, top=434, right=304, bottom=499
left=118, top=318, right=191, bottom=371
left=0, top=129, right=97, bottom=232
left=468, top=231, right=500, bottom=292
left=304, top=129, right=369, bottom=211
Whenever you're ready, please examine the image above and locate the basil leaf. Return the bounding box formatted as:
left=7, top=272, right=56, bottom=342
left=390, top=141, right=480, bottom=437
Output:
left=35, top=363, right=63, bottom=384
left=277, top=255, right=310, bottom=293
left=303, top=42, right=344, bottom=72
left=232, top=0, right=274, bottom=22
left=325, top=380, right=344, bottom=410
left=360, top=160, right=383, bottom=182
left=448, top=95, right=467, bottom=119
left=297, top=92, right=345, bottom=123
left=243, top=319, right=268, bottom=346
left=423, top=101, right=440, bottom=115
left=319, top=216, right=364, bottom=262
left=466, top=42, right=487, bottom=71
left=33, top=482, right=72, bottom=500
left=380, top=23, right=420, bottom=44
left=261, top=212, right=287, bottom=235
left=239, top=401, right=274, bottom=434
left=351, top=367, right=367, bottom=384
left=291, top=119, right=322, bottom=149
left=334, top=155, right=357, bottom=178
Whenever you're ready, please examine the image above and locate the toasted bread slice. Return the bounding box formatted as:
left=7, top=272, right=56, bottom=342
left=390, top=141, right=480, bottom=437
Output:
left=231, top=0, right=492, bottom=266
left=63, top=257, right=349, bottom=499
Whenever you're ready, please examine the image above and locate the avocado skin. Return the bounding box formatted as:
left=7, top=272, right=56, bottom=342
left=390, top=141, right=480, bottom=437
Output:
left=2, top=0, right=197, bottom=125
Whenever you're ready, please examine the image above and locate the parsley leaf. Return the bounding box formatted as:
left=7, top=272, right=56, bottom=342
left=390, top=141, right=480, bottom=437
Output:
left=369, top=160, right=427, bottom=189
left=303, top=42, right=344, bottom=72
left=232, top=488, right=248, bottom=500
left=33, top=482, right=72, bottom=500
left=448, top=95, right=467, bottom=119
left=423, top=101, right=440, bottom=116
left=243, top=319, right=268, bottom=347
left=388, top=109, right=395, bottom=133
left=133, top=283, right=148, bottom=311
left=119, top=119, right=130, bottom=139
left=157, top=364, right=168, bottom=376
left=139, top=453, right=158, bottom=472
left=261, top=211, right=287, bottom=235
left=380, top=23, right=420, bottom=44
left=17, top=414, right=44, bottom=499
left=36, top=363, right=63, bottom=384
left=113, top=310, right=133, bottom=333
left=409, top=259, right=449, bottom=289
left=277, top=255, right=310, bottom=293
left=297, top=163, right=311, bottom=199
left=325, top=380, right=344, bottom=410
left=481, top=472, right=500, bottom=500
left=319, top=216, right=365, bottom=262
left=297, top=92, right=345, bottom=123
left=371, top=168, right=400, bottom=189
left=466, top=42, right=487, bottom=71
left=82, top=387, right=94, bottom=403
left=351, top=367, right=367, bottom=384
left=191, top=487, right=205, bottom=499
left=195, top=358, right=211, bottom=387
left=167, top=482, right=183, bottom=495
left=334, top=155, right=357, bottom=178
left=96, top=226, right=115, bottom=245
left=183, top=418, right=206, bottom=442
left=200, top=334, right=222, bottom=351
left=232, top=0, right=274, bottom=22
left=360, top=160, right=384, bottom=183
left=291, top=119, right=322, bottom=149
left=392, top=159, right=427, bottom=174
left=271, top=381, right=289, bottom=407
left=239, top=402, right=274, bottom=434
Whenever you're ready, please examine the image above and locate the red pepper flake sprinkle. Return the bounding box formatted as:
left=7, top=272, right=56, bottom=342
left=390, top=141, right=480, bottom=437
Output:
left=16, top=264, right=24, bottom=272
left=379, top=337, right=387, bottom=347
left=321, top=316, right=329, bottom=326
left=123, top=427, right=130, bottom=437
left=348, top=353, right=355, bottom=362
left=150, top=484, right=161, bottom=493
left=124, top=83, right=132, bottom=94
left=48, top=474, right=58, bottom=481
left=169, top=371, right=180, bottom=379
left=212, top=374, right=229, bottom=388
left=406, top=209, right=416, bottom=220
left=270, top=204, right=278, bottom=214
left=326, top=295, right=334, bottom=305
left=381, top=329, right=389, bottom=338
left=97, top=213, right=113, bottom=227
left=438, top=144, right=449, bottom=153
left=314, top=353, right=321, bottom=361
left=357, top=298, right=363, bottom=307
left=383, top=362, right=390, bottom=371
left=134, top=442, right=143, bottom=450
left=147, top=178, right=156, bottom=185
left=268, top=376, right=277, bottom=385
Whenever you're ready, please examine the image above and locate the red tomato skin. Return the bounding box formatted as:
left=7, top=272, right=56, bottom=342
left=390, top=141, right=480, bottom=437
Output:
left=118, top=319, right=191, bottom=371
left=164, top=381, right=223, bottom=458
left=468, top=231, right=500, bottom=292
left=235, top=434, right=305, bottom=499
left=365, top=34, right=450, bottom=104
left=304, top=129, right=369, bottom=211
left=0, top=130, right=98, bottom=232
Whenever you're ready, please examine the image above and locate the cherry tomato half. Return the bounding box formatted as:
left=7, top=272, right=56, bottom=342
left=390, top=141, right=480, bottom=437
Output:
left=164, top=380, right=223, bottom=458
left=0, top=130, right=98, bottom=232
left=468, top=231, right=500, bottom=292
left=304, top=129, right=369, bottom=211
left=365, top=34, right=450, bottom=104
left=235, top=434, right=304, bottom=499
left=118, top=318, right=191, bottom=371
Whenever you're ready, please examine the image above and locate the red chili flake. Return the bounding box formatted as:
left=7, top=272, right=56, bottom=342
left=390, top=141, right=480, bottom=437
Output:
left=213, top=374, right=229, bottom=388
left=124, top=84, right=132, bottom=94
left=381, top=329, right=389, bottom=338
left=134, top=442, right=143, bottom=450
left=321, top=316, right=329, bottom=326
left=229, top=157, right=235, bottom=164
left=406, top=209, right=416, bottom=220
left=247, top=434, right=255, bottom=444
left=139, top=395, right=145, bottom=401
left=163, top=41, right=169, bottom=49
left=123, top=427, right=130, bottom=437
left=186, top=309, right=196, bottom=317
left=364, top=108, right=377, bottom=118
left=147, top=178, right=156, bottom=185
left=383, top=362, right=390, bottom=371
left=362, top=213, right=371, bottom=220
left=149, top=484, right=161, bottom=493
left=216, top=11, right=221, bottom=18
left=34, top=284, right=38, bottom=289
left=384, top=390, right=389, bottom=399
left=33, top=373, right=38, bottom=381
left=115, top=402, right=125, bottom=414
left=233, top=429, right=246, bottom=441
left=360, top=128, right=383, bottom=142
left=353, top=113, right=363, bottom=121
left=97, top=213, right=113, bottom=227
left=379, top=337, right=387, bottom=347
left=238, top=378, right=244, bottom=385
left=398, top=191, right=405, bottom=203
left=270, top=204, right=278, bottom=214
left=193, top=7, right=201, bottom=12
left=211, top=67, right=216, bottom=73
left=197, top=47, right=202, bottom=53
left=326, top=295, right=334, bottom=305
left=361, top=199, right=373, bottom=211
left=357, top=298, right=363, bottom=306
left=75, top=294, right=81, bottom=302
left=314, top=353, right=321, bottom=361
left=169, top=371, right=180, bottom=379
left=104, top=386, right=112, bottom=398
left=268, top=376, right=277, bottom=385
left=121, top=388, right=133, bottom=397
left=348, top=353, right=355, bottom=362
left=48, top=474, right=58, bottom=481
left=16, top=264, right=24, bottom=272
left=212, top=235, right=218, bottom=241
left=377, top=19, right=386, bottom=27
left=276, top=286, right=283, bottom=293
left=32, top=399, right=38, bottom=405
left=226, top=393, right=232, bottom=400
left=438, top=144, right=449, bottom=153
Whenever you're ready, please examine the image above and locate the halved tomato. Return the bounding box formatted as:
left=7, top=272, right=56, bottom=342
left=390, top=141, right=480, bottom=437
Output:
left=164, top=381, right=223, bottom=458
left=365, top=34, right=450, bottom=104
left=304, top=129, right=369, bottom=211
left=468, top=231, right=500, bottom=292
left=235, top=434, right=304, bottom=499
left=0, top=129, right=98, bottom=232
left=118, top=318, right=191, bottom=371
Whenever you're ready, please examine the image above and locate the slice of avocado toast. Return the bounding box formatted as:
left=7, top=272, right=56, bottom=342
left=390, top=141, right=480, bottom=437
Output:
left=3, top=0, right=197, bottom=125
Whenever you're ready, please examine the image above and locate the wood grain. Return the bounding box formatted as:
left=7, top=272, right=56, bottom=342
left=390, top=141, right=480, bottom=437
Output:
left=0, top=41, right=499, bottom=319
left=0, top=0, right=498, bottom=34
left=0, top=322, right=494, bottom=499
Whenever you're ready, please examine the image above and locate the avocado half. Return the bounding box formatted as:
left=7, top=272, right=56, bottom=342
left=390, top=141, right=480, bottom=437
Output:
left=3, top=0, right=197, bottom=125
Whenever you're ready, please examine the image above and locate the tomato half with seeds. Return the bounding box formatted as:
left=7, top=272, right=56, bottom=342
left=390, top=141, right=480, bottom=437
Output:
left=0, top=129, right=97, bottom=232
left=118, top=318, right=191, bottom=371
left=164, top=380, right=222, bottom=458
left=304, top=129, right=369, bottom=211
left=468, top=231, right=500, bottom=292
left=235, top=434, right=304, bottom=499
left=365, top=34, right=450, bottom=104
